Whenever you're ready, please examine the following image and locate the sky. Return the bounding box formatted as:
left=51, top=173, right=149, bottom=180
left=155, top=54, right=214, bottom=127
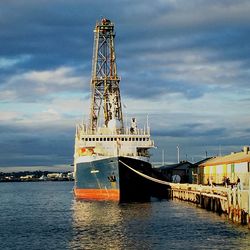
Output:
left=1, top=0, right=250, bottom=171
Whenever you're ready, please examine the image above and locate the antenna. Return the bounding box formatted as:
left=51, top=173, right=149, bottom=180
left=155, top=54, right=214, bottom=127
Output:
left=146, top=114, right=149, bottom=134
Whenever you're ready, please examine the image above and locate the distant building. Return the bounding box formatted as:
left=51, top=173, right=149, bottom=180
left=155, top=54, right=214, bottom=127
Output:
left=47, top=173, right=62, bottom=179
left=199, top=146, right=250, bottom=188
left=190, top=158, right=212, bottom=184
left=20, top=175, right=34, bottom=181
left=158, top=161, right=193, bottom=183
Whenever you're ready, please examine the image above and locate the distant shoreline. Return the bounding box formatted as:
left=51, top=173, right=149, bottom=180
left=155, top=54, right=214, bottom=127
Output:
left=0, top=170, right=74, bottom=182
left=0, top=179, right=74, bottom=183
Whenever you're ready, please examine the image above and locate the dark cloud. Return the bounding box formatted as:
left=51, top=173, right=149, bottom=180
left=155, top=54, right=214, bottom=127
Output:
left=1, top=0, right=250, bottom=94
left=152, top=125, right=226, bottom=138
left=152, top=127, right=250, bottom=163
left=0, top=123, right=74, bottom=167
left=1, top=0, right=250, bottom=167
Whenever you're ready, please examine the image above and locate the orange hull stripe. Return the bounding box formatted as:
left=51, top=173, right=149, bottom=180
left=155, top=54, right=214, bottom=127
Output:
left=74, top=188, right=120, bottom=201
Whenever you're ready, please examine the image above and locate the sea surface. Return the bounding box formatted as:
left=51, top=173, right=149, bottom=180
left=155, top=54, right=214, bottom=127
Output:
left=0, top=182, right=249, bottom=250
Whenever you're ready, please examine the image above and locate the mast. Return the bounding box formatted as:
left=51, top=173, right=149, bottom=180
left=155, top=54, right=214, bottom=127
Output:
left=89, top=18, right=124, bottom=134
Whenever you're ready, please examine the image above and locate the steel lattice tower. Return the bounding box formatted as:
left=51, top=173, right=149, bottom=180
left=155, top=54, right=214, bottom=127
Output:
left=89, top=18, right=124, bottom=133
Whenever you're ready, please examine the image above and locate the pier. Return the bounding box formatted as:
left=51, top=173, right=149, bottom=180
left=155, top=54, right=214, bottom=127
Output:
left=121, top=160, right=250, bottom=227
left=169, top=182, right=250, bottom=227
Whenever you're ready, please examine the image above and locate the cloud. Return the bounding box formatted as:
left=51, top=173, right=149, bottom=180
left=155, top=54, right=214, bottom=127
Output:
left=0, top=0, right=250, bottom=167
left=152, top=125, right=226, bottom=138
left=0, top=66, right=89, bottom=102
left=0, top=55, right=31, bottom=69
left=1, top=0, right=250, bottom=101
left=0, top=122, right=74, bottom=167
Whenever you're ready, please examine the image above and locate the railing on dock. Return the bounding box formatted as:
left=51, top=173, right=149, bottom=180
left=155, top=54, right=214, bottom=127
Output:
left=170, top=184, right=249, bottom=226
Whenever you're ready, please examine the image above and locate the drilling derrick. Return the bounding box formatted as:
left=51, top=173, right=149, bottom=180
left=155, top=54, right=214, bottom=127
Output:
left=90, top=18, right=124, bottom=133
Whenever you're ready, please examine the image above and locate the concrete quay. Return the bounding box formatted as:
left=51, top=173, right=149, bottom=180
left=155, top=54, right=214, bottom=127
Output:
left=169, top=183, right=250, bottom=227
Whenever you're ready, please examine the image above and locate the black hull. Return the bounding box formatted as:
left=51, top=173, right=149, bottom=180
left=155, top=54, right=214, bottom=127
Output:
left=74, top=156, right=169, bottom=202
left=119, top=156, right=152, bottom=202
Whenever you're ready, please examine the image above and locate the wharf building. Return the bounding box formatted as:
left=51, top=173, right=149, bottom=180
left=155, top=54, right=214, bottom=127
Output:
left=199, top=146, right=250, bottom=188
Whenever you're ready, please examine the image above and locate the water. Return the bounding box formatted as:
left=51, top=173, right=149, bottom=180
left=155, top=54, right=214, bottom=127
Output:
left=0, top=182, right=249, bottom=250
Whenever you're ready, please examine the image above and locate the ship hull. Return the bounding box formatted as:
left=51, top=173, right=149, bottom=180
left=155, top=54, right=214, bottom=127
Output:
left=74, top=156, right=158, bottom=202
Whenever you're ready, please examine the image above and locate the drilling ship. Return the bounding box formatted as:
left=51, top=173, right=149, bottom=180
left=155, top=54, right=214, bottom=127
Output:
left=74, top=18, right=161, bottom=202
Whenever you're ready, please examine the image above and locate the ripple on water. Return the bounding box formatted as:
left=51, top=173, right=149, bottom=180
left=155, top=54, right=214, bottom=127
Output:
left=0, top=182, right=249, bottom=250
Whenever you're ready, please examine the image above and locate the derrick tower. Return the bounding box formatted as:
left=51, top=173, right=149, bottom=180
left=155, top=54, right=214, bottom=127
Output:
left=90, top=18, right=124, bottom=133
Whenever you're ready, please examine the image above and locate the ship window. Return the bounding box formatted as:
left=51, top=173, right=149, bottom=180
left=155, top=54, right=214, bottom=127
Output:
left=100, top=138, right=102, bottom=141
left=107, top=138, right=110, bottom=141
left=114, top=138, right=117, bottom=141
left=129, top=138, right=131, bottom=141
left=85, top=138, right=88, bottom=141
left=125, top=138, right=128, bottom=141
left=143, top=138, right=145, bottom=141
left=96, top=138, right=99, bottom=141
left=121, top=138, right=124, bottom=141
left=136, top=138, right=138, bottom=141
left=93, top=138, right=95, bottom=141
left=147, top=138, right=149, bottom=141
left=132, top=138, right=135, bottom=141
left=103, top=138, right=106, bottom=141
left=139, top=138, right=142, bottom=141
left=89, top=138, right=92, bottom=141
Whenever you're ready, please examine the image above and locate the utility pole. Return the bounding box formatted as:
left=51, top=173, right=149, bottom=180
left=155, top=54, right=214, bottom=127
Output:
left=177, top=145, right=180, bottom=163
left=162, top=149, right=165, bottom=166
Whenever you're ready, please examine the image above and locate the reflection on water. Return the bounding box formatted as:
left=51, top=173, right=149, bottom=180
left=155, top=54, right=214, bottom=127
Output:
left=0, top=182, right=249, bottom=250
left=70, top=200, right=250, bottom=250
left=70, top=201, right=154, bottom=249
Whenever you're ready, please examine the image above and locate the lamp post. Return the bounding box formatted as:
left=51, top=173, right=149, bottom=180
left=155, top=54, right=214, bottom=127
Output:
left=162, top=149, right=166, bottom=166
